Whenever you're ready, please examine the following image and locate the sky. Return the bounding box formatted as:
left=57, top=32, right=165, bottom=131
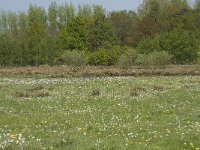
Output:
left=0, top=0, right=144, bottom=12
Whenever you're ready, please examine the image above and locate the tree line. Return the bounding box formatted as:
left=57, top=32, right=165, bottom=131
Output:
left=0, top=0, right=200, bottom=67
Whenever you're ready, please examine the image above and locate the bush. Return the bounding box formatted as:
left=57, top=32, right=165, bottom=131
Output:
left=160, top=29, right=198, bottom=64
left=89, top=46, right=123, bottom=66
left=59, top=50, right=88, bottom=66
left=107, top=46, right=123, bottom=65
left=117, top=54, right=132, bottom=69
left=117, top=48, right=138, bottom=69
left=138, top=30, right=198, bottom=64
left=134, top=54, right=149, bottom=66
left=135, top=51, right=171, bottom=67
left=89, top=48, right=108, bottom=65
left=148, top=51, right=171, bottom=66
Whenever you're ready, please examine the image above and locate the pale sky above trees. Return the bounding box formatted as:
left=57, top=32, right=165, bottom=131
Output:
left=0, top=0, right=196, bottom=12
left=0, top=0, right=144, bottom=11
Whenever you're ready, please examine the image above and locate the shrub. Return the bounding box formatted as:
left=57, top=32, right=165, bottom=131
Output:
left=59, top=50, right=88, bottom=66
left=89, top=46, right=123, bottom=66
left=117, top=48, right=138, bottom=69
left=148, top=51, right=171, bottom=66
left=117, top=54, right=132, bottom=69
left=134, top=54, right=149, bottom=66
left=107, top=46, right=123, bottom=65
left=89, top=48, right=109, bottom=65
left=138, top=30, right=198, bottom=64
left=135, top=51, right=171, bottom=67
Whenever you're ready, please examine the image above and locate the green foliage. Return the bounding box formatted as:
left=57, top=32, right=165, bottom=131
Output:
left=89, top=48, right=108, bottom=65
left=58, top=50, right=88, bottom=66
left=138, top=29, right=197, bottom=65
left=138, top=0, right=161, bottom=18
left=57, top=2, right=75, bottom=29
left=0, top=34, right=16, bottom=66
left=78, top=4, right=92, bottom=18
left=59, top=16, right=87, bottom=51
left=160, top=29, right=198, bottom=64
left=117, top=48, right=138, bottom=69
left=196, top=44, right=200, bottom=64
left=92, top=5, right=106, bottom=21
left=125, top=16, right=158, bottom=47
left=108, top=10, right=137, bottom=46
left=86, top=18, right=119, bottom=51
left=134, top=54, right=149, bottom=66
left=27, top=5, right=48, bottom=66
left=106, top=46, right=123, bottom=65
left=18, top=12, right=28, bottom=35
left=138, top=35, right=161, bottom=54
left=158, top=0, right=197, bottom=32
left=135, top=51, right=171, bottom=67
left=48, top=2, right=58, bottom=37
left=117, top=55, right=132, bottom=69
left=89, top=46, right=124, bottom=66
left=148, top=51, right=171, bottom=66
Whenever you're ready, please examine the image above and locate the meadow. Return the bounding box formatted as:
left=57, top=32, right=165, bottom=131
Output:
left=0, top=75, right=200, bottom=149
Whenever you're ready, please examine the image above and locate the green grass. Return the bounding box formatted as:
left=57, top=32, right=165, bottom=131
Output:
left=0, top=76, right=200, bottom=149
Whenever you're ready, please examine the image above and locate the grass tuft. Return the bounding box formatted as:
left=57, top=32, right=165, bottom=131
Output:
left=14, top=85, right=53, bottom=98
left=91, top=88, right=101, bottom=96
left=152, top=84, right=165, bottom=91
left=15, top=91, right=30, bottom=98
left=130, top=85, right=146, bottom=97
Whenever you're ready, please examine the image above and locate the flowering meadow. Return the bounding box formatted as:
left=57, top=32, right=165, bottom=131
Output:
left=0, top=76, right=200, bottom=149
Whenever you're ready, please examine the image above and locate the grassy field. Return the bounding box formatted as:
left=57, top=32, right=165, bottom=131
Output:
left=0, top=76, right=200, bottom=149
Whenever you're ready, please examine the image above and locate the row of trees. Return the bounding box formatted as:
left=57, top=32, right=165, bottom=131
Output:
left=0, top=0, right=200, bottom=67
